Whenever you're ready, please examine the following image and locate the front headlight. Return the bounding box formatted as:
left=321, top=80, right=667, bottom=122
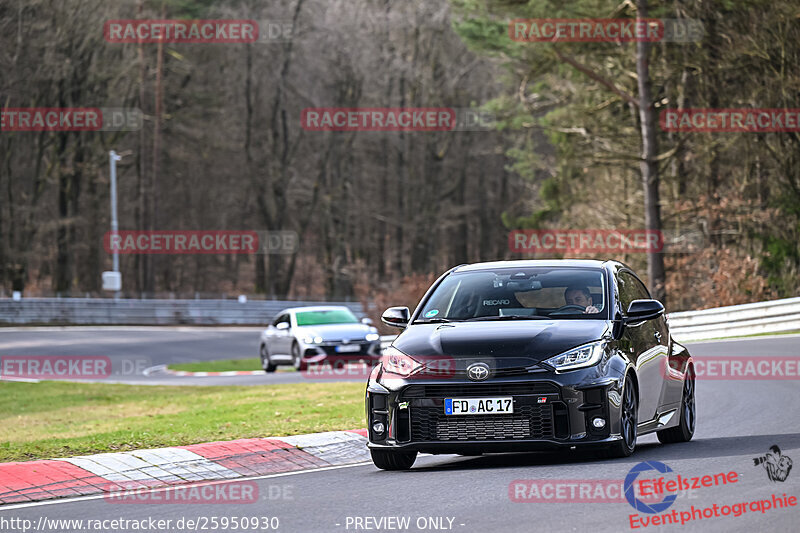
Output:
left=365, top=333, right=380, bottom=342
left=303, top=335, right=323, bottom=344
left=380, top=347, right=423, bottom=377
left=543, top=341, right=606, bottom=371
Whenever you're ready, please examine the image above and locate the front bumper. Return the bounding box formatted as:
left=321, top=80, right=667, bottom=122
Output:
left=365, top=363, right=626, bottom=454
left=302, top=341, right=382, bottom=364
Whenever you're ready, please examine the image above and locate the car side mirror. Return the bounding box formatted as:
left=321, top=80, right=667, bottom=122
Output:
left=361, top=317, right=374, bottom=325
left=381, top=306, right=410, bottom=328
left=276, top=322, right=290, bottom=330
left=624, top=299, right=664, bottom=324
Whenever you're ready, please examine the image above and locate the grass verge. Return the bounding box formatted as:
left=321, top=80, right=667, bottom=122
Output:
left=0, top=380, right=364, bottom=462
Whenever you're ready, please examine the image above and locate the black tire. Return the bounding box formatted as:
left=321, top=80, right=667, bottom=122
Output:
left=370, top=449, right=417, bottom=470
left=657, top=371, right=696, bottom=444
left=601, top=377, right=638, bottom=458
left=291, top=342, right=306, bottom=371
left=260, top=345, right=277, bottom=373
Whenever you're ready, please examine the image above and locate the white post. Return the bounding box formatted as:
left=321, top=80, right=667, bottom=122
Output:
left=109, top=151, right=122, bottom=298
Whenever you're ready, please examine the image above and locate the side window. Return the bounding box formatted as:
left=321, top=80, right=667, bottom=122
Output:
left=426, top=279, right=460, bottom=317
left=631, top=276, right=651, bottom=301
left=617, top=274, right=632, bottom=312
left=273, top=314, right=289, bottom=327
left=617, top=272, right=650, bottom=313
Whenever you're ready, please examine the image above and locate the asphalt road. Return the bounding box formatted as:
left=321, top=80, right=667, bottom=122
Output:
left=0, top=326, right=311, bottom=385
left=0, top=326, right=261, bottom=365
left=1, top=334, right=799, bottom=532
left=0, top=327, right=798, bottom=386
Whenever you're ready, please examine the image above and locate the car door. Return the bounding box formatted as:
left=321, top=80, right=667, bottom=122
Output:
left=269, top=313, right=292, bottom=355
left=659, top=310, right=685, bottom=409
left=617, top=270, right=667, bottom=423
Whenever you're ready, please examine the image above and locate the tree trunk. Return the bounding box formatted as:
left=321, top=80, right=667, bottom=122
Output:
left=148, top=1, right=166, bottom=294
left=636, top=0, right=666, bottom=304
left=136, top=0, right=148, bottom=295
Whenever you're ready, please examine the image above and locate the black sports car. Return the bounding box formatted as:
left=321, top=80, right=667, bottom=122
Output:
left=365, top=260, right=695, bottom=470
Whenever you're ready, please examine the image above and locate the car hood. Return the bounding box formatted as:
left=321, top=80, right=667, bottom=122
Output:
left=392, top=320, right=612, bottom=367
left=296, top=323, right=374, bottom=342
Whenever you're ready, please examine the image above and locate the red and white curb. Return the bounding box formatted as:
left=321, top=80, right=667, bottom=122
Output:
left=149, top=365, right=371, bottom=378
left=142, top=365, right=264, bottom=377
left=165, top=369, right=263, bottom=377
left=143, top=364, right=264, bottom=377
left=0, top=429, right=369, bottom=505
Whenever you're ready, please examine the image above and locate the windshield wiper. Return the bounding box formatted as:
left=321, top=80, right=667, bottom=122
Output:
left=414, top=317, right=460, bottom=323
left=465, top=315, right=550, bottom=321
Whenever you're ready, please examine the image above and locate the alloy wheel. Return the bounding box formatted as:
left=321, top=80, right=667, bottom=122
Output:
left=620, top=380, right=638, bottom=450
left=683, top=374, right=695, bottom=434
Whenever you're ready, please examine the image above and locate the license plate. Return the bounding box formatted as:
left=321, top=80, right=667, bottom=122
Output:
left=335, top=344, right=361, bottom=353
left=444, top=397, right=513, bottom=415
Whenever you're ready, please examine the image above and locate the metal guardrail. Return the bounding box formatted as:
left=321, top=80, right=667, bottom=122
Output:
left=0, top=298, right=364, bottom=326
left=3, top=297, right=797, bottom=341
left=668, top=297, right=800, bottom=342
left=376, top=297, right=800, bottom=346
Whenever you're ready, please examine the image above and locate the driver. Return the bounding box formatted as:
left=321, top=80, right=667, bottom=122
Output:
left=564, top=286, right=599, bottom=314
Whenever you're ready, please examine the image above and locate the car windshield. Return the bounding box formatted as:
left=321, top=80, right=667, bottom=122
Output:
left=417, top=267, right=607, bottom=321
left=295, top=309, right=359, bottom=326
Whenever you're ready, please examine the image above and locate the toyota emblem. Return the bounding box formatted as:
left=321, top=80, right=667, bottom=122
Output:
left=467, top=362, right=490, bottom=381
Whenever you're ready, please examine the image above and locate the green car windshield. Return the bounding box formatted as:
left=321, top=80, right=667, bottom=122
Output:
left=295, top=309, right=360, bottom=326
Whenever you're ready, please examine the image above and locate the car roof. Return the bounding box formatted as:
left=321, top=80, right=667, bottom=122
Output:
left=452, top=259, right=616, bottom=272
left=275, top=305, right=356, bottom=316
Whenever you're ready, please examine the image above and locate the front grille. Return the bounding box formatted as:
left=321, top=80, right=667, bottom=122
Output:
left=401, top=382, right=559, bottom=398
left=320, top=343, right=371, bottom=356
left=411, top=404, right=554, bottom=441
left=443, top=367, right=537, bottom=378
